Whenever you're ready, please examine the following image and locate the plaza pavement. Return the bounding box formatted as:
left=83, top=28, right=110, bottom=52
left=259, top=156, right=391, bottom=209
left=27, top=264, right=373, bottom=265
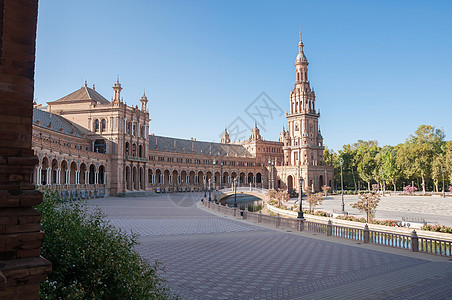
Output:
left=299, top=194, right=452, bottom=227
left=86, top=193, right=452, bottom=299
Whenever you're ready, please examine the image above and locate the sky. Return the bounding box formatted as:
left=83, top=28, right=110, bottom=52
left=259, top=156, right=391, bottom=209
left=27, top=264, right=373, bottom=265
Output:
left=34, top=0, right=452, bottom=152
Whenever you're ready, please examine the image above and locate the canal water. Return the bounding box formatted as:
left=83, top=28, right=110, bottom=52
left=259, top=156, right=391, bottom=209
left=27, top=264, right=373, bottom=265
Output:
left=222, top=195, right=264, bottom=212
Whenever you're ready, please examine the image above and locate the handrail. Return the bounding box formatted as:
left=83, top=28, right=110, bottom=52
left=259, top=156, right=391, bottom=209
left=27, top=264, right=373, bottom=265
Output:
left=203, top=200, right=452, bottom=257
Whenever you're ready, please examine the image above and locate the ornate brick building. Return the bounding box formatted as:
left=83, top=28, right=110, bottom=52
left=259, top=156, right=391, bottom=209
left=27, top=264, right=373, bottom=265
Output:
left=276, top=36, right=334, bottom=192
left=31, top=37, right=333, bottom=197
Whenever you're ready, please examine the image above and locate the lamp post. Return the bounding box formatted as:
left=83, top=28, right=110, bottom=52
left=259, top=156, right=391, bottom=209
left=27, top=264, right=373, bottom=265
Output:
left=271, top=159, right=275, bottom=190
left=220, top=161, right=223, bottom=189
left=208, top=179, right=211, bottom=202
left=268, top=158, right=271, bottom=190
left=340, top=158, right=344, bottom=212
left=382, top=169, right=385, bottom=197
left=298, top=177, right=304, bottom=219
left=203, top=179, right=206, bottom=198
left=324, top=169, right=327, bottom=197
left=213, top=159, right=216, bottom=190
left=442, top=168, right=445, bottom=198
left=233, top=178, right=238, bottom=208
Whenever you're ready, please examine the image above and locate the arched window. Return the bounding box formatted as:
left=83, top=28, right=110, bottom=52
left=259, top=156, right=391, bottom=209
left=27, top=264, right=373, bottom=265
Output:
left=94, top=119, right=99, bottom=132
left=101, top=119, right=106, bottom=132
left=125, top=142, right=130, bottom=156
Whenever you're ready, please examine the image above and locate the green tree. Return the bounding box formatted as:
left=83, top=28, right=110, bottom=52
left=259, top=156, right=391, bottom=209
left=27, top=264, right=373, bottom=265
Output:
left=354, top=140, right=380, bottom=191
left=432, top=154, right=445, bottom=192
left=37, top=190, right=173, bottom=300
left=323, top=146, right=336, bottom=166
left=397, top=125, right=445, bottom=193
left=445, top=141, right=452, bottom=183
left=380, top=146, right=400, bottom=192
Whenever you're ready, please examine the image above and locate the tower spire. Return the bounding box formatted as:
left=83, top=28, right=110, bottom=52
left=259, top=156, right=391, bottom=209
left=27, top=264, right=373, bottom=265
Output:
left=112, top=75, right=122, bottom=104
left=140, top=88, right=148, bottom=112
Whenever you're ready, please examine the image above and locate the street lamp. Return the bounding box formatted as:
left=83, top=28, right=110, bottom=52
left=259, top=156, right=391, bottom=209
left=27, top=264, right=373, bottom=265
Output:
left=268, top=158, right=271, bottom=189
left=324, top=169, right=327, bottom=197
left=213, top=159, right=216, bottom=190
left=340, top=158, right=344, bottom=212
left=204, top=179, right=206, bottom=198
left=298, top=177, right=304, bottom=219
left=382, top=169, right=385, bottom=197
left=233, top=178, right=238, bottom=207
left=220, top=161, right=223, bottom=189
left=208, top=179, right=212, bottom=202
left=271, top=159, right=275, bottom=190
left=442, top=168, right=445, bottom=198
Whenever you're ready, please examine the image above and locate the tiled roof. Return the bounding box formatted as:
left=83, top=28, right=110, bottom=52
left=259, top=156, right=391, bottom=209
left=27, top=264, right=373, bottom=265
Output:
left=149, top=135, right=253, bottom=158
left=51, top=85, right=110, bottom=104
left=33, top=108, right=86, bottom=138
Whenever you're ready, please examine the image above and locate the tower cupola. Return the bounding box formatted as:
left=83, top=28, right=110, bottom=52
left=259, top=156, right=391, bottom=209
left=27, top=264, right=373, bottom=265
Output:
left=140, top=90, right=148, bottom=112
left=113, top=76, right=122, bottom=104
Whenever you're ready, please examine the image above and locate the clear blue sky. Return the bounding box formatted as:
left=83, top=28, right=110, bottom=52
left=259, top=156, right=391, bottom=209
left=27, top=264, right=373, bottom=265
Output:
left=35, top=0, right=452, bottom=152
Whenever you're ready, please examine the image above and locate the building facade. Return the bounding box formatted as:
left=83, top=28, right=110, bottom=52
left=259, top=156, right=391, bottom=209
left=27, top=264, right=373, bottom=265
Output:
left=32, top=38, right=333, bottom=197
left=275, top=37, right=334, bottom=192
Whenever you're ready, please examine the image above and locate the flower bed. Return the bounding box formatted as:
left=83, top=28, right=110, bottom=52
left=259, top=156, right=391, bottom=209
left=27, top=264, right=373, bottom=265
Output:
left=421, top=224, right=452, bottom=234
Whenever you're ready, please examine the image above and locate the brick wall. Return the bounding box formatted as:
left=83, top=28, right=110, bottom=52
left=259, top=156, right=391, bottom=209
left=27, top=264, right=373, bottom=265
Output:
left=0, top=0, right=51, bottom=299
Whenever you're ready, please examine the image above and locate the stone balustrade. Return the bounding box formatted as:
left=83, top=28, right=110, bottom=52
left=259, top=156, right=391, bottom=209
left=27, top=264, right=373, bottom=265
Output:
left=204, top=200, right=452, bottom=257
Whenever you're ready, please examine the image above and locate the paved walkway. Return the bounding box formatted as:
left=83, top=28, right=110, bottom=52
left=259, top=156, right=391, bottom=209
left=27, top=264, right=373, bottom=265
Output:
left=86, top=193, right=452, bottom=299
left=289, top=194, right=452, bottom=226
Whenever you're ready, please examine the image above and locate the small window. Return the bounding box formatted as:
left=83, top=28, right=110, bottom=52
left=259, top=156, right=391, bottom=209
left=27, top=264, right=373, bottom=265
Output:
left=101, top=119, right=106, bottom=132
left=95, top=119, right=99, bottom=132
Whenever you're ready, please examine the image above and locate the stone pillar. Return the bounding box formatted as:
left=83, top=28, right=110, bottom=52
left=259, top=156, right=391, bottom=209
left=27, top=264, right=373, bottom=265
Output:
left=0, top=1, right=51, bottom=298
left=46, top=167, right=51, bottom=185
left=411, top=230, right=419, bottom=252
left=65, top=169, right=70, bottom=184
left=363, top=224, right=370, bottom=243
left=56, top=168, right=61, bottom=185
left=36, top=166, right=41, bottom=185
left=327, top=219, right=332, bottom=236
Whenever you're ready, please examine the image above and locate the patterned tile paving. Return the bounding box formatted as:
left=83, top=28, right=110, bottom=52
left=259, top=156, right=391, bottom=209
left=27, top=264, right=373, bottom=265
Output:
left=89, top=195, right=452, bottom=299
left=109, top=218, right=263, bottom=236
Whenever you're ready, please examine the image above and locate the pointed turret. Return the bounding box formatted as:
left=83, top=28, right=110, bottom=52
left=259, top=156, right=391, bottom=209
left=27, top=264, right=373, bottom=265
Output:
left=140, top=90, right=148, bottom=112
left=249, top=122, right=262, bottom=141
left=221, top=128, right=230, bottom=144
left=113, top=75, right=122, bottom=104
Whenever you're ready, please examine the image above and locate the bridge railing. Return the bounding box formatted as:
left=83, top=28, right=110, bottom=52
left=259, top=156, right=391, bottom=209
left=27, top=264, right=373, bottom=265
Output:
left=217, top=187, right=268, bottom=195
left=203, top=200, right=452, bottom=257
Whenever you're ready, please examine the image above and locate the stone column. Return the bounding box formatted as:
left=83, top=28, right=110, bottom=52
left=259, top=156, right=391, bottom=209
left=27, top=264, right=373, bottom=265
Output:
left=0, top=1, right=51, bottom=298
left=66, top=169, right=70, bottom=184
left=56, top=168, right=61, bottom=185
left=46, top=167, right=51, bottom=185
left=36, top=166, right=41, bottom=185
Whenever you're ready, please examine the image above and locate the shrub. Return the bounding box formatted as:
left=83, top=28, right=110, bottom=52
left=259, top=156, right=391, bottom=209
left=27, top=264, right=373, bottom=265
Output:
left=421, top=224, right=452, bottom=234
left=37, top=190, right=173, bottom=299
left=404, top=185, right=418, bottom=194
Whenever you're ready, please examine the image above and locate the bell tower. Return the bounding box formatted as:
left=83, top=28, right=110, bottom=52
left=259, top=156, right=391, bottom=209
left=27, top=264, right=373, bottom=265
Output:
left=277, top=33, right=333, bottom=192
left=285, top=34, right=323, bottom=167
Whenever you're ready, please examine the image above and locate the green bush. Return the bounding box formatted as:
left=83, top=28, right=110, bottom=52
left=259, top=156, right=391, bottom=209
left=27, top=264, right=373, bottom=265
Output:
left=36, top=190, right=174, bottom=299
left=421, top=224, right=452, bottom=234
